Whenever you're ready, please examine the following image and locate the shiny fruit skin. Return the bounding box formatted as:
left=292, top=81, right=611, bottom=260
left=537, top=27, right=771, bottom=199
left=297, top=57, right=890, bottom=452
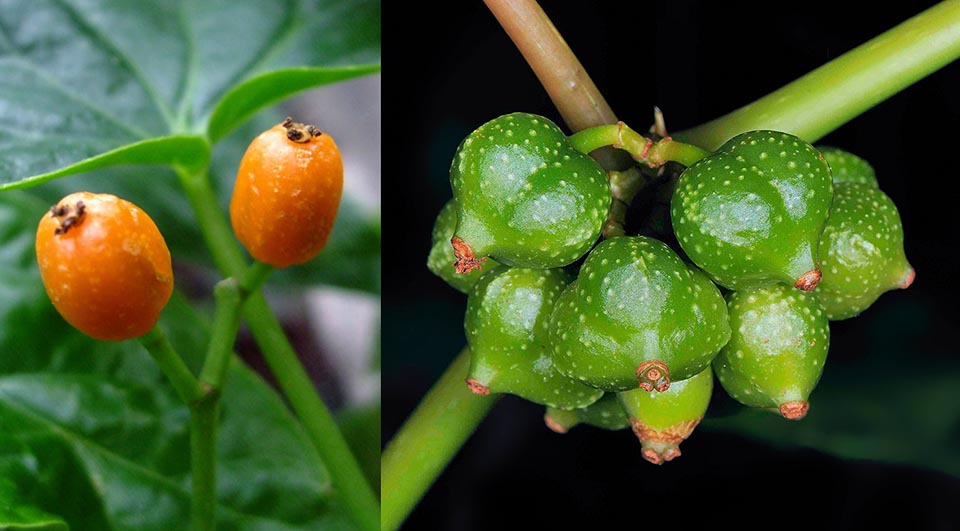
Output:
left=817, top=146, right=878, bottom=187
left=230, top=120, right=343, bottom=268
left=36, top=192, right=173, bottom=341
left=817, top=182, right=913, bottom=320
left=450, top=112, right=610, bottom=271
left=713, top=284, right=830, bottom=419
left=465, top=266, right=603, bottom=409
left=548, top=236, right=730, bottom=392
left=671, top=130, right=833, bottom=291
left=427, top=199, right=498, bottom=293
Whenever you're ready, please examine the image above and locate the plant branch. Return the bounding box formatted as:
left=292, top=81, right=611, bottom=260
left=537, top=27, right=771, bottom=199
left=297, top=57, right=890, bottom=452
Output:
left=678, top=0, right=960, bottom=149
left=483, top=0, right=616, bottom=132
left=569, top=123, right=711, bottom=167
left=190, top=390, right=219, bottom=531
left=138, top=326, right=205, bottom=405
left=138, top=326, right=217, bottom=529
left=176, top=168, right=379, bottom=531
left=381, top=348, right=498, bottom=531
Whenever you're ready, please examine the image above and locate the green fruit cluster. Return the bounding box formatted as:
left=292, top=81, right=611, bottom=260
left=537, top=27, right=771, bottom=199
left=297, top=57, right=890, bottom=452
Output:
left=426, top=112, right=913, bottom=464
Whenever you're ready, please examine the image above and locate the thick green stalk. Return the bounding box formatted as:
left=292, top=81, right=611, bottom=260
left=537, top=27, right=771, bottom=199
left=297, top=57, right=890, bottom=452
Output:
left=678, top=0, right=960, bottom=149
left=381, top=348, right=497, bottom=531
left=176, top=168, right=379, bottom=531
left=190, top=392, right=219, bottom=531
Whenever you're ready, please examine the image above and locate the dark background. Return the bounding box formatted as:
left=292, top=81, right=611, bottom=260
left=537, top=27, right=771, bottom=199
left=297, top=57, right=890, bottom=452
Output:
left=382, top=1, right=960, bottom=529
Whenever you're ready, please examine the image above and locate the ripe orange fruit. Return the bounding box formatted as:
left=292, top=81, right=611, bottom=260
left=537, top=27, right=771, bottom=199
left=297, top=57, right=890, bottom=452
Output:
left=36, top=192, right=174, bottom=341
left=230, top=117, right=344, bottom=268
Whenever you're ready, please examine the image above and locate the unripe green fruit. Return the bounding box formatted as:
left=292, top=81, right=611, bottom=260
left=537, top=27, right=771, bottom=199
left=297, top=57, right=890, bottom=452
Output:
left=817, top=146, right=878, bottom=187
left=450, top=112, right=611, bottom=273
left=618, top=366, right=713, bottom=465
left=427, top=200, right=498, bottom=293
left=465, top=266, right=603, bottom=409
left=817, top=182, right=914, bottom=320
left=713, top=285, right=829, bottom=420
left=671, top=130, right=833, bottom=291
left=544, top=393, right=630, bottom=434
left=549, top=236, right=730, bottom=393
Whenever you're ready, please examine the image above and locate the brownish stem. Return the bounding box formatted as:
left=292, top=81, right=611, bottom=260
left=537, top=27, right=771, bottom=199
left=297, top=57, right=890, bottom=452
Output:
left=483, top=0, right=617, bottom=134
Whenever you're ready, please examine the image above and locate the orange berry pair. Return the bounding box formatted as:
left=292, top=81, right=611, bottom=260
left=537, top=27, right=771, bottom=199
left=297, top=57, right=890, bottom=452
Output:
left=36, top=118, right=343, bottom=341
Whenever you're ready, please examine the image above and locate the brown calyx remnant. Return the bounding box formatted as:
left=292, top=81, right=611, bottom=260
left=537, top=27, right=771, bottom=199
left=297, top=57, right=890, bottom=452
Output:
left=465, top=377, right=490, bottom=396
left=451, top=236, right=486, bottom=274
left=635, top=359, right=670, bottom=392
left=543, top=414, right=568, bottom=434
left=899, top=267, right=916, bottom=289
left=794, top=269, right=822, bottom=292
left=779, top=400, right=809, bottom=420
left=282, top=116, right=322, bottom=143
left=49, top=200, right=86, bottom=235
left=630, top=416, right=702, bottom=465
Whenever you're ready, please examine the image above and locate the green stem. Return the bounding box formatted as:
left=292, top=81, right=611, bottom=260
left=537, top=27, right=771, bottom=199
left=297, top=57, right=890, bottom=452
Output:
left=198, top=279, right=242, bottom=390
left=678, top=0, right=960, bottom=150
left=137, top=326, right=217, bottom=530
left=569, top=123, right=710, bottom=167
left=138, top=326, right=205, bottom=405
left=190, top=390, right=219, bottom=531
left=199, top=262, right=273, bottom=389
left=381, top=348, right=498, bottom=531
left=176, top=168, right=379, bottom=531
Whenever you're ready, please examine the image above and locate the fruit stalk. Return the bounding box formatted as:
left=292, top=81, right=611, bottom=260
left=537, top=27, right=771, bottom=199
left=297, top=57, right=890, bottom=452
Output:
left=381, top=348, right=498, bottom=531
left=568, top=122, right=711, bottom=167
left=138, top=326, right=206, bottom=405
left=678, top=0, right=960, bottom=149
left=138, top=326, right=216, bottom=529
left=176, top=168, right=380, bottom=531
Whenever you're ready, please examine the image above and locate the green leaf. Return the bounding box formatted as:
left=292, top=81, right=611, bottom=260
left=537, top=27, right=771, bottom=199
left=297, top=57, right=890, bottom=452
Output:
left=0, top=438, right=70, bottom=531
left=207, top=66, right=380, bottom=143
left=0, top=193, right=347, bottom=530
left=0, top=136, right=209, bottom=192
left=0, top=0, right=380, bottom=189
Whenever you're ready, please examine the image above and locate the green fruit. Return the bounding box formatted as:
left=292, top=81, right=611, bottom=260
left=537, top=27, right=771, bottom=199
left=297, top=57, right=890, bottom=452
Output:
left=817, top=182, right=914, bottom=320
left=713, top=285, right=829, bottom=420
left=544, top=393, right=630, bottom=433
left=671, top=130, right=833, bottom=291
left=450, top=112, right=611, bottom=272
left=549, top=236, right=730, bottom=393
left=465, top=266, right=603, bottom=409
left=427, top=200, right=498, bottom=293
left=817, top=146, right=878, bottom=187
left=618, top=366, right=713, bottom=464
